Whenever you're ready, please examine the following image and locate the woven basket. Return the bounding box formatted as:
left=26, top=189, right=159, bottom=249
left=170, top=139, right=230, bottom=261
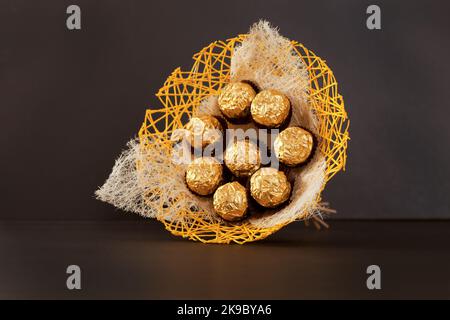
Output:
left=136, top=35, right=349, bottom=244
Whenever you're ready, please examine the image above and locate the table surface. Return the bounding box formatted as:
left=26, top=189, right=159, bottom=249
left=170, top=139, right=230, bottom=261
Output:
left=0, top=220, right=449, bottom=299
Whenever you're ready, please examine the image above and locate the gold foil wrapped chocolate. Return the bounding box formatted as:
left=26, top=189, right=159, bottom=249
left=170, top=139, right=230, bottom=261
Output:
left=274, top=127, right=314, bottom=166
left=250, top=167, right=291, bottom=208
left=185, top=115, right=223, bottom=149
left=218, top=82, right=256, bottom=121
left=213, top=181, right=248, bottom=221
left=186, top=157, right=223, bottom=196
left=224, top=139, right=261, bottom=177
left=250, top=89, right=290, bottom=128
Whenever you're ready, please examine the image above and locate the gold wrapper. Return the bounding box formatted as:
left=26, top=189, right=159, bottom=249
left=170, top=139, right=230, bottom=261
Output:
left=185, top=115, right=223, bottom=149
left=213, top=181, right=248, bottom=221
left=218, top=82, right=256, bottom=120
left=274, top=127, right=314, bottom=166
left=186, top=157, right=223, bottom=196
left=250, top=89, right=290, bottom=128
left=224, top=139, right=261, bottom=177
left=250, top=167, right=291, bottom=208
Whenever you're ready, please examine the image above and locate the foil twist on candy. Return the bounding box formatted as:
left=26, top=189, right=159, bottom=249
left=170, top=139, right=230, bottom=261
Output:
left=218, top=82, right=256, bottom=120
left=274, top=127, right=314, bottom=166
left=186, top=157, right=223, bottom=196
left=250, top=89, right=290, bottom=128
left=250, top=167, right=291, bottom=208
left=213, top=181, right=248, bottom=221
left=224, top=139, right=261, bottom=177
left=185, top=115, right=223, bottom=149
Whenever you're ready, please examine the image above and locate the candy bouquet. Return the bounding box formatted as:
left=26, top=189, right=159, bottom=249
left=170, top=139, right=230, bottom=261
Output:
left=96, top=21, right=349, bottom=244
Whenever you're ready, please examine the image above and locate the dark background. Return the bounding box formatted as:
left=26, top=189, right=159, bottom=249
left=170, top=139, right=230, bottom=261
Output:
left=1, top=0, right=450, bottom=301
left=1, top=0, right=450, bottom=221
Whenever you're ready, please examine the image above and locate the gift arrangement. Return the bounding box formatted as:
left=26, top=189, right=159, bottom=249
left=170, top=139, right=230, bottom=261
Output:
left=96, top=21, right=349, bottom=244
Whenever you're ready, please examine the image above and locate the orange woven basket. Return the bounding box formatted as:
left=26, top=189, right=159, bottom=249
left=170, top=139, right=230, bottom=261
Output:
left=138, top=35, right=349, bottom=244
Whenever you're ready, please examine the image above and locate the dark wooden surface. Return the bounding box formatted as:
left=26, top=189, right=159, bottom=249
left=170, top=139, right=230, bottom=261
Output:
left=0, top=220, right=449, bottom=299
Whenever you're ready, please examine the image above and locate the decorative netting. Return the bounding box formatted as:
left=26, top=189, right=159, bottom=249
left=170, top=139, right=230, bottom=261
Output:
left=134, top=33, right=349, bottom=244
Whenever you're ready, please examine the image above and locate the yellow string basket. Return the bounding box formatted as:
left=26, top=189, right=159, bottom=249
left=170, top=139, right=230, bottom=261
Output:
left=138, top=34, right=349, bottom=244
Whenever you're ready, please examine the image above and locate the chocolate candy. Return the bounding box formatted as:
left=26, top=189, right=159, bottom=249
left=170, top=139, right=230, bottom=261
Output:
left=250, top=89, right=290, bottom=128
left=224, top=139, right=261, bottom=177
left=186, top=157, right=223, bottom=196
left=218, top=82, right=256, bottom=122
left=250, top=167, right=291, bottom=208
left=185, top=115, right=223, bottom=149
left=213, top=181, right=248, bottom=221
left=274, top=127, right=314, bottom=166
